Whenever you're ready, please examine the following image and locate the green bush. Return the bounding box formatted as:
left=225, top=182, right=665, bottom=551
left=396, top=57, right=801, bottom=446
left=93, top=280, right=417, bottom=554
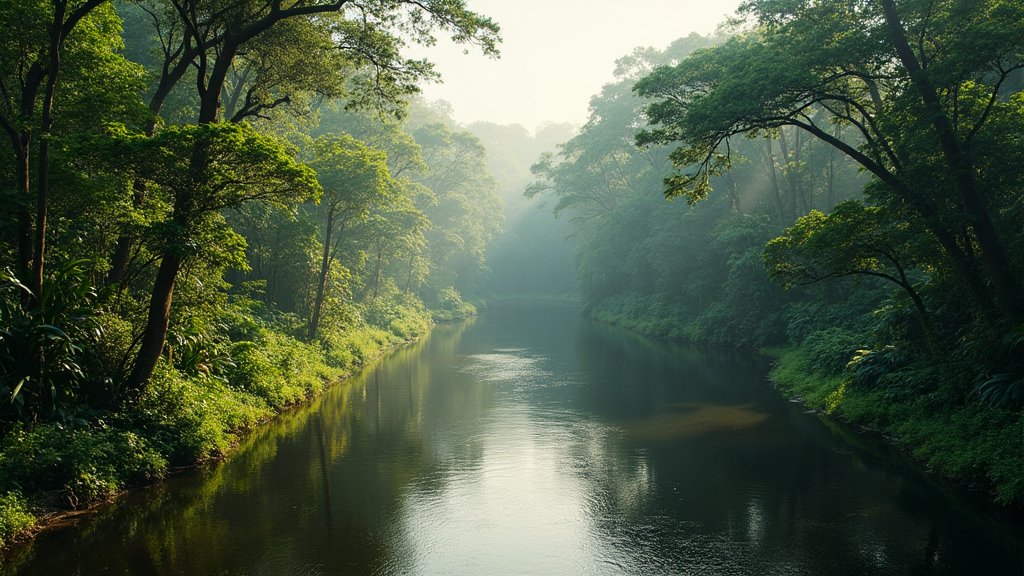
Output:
left=227, top=328, right=340, bottom=409
left=769, top=347, right=847, bottom=410
left=363, top=294, right=432, bottom=338
left=801, top=328, right=864, bottom=376
left=0, top=492, right=34, bottom=547
left=121, top=365, right=270, bottom=465
left=772, top=344, right=1024, bottom=504
left=431, top=287, right=477, bottom=322
left=0, top=262, right=105, bottom=422
left=229, top=340, right=303, bottom=408
left=0, top=423, right=166, bottom=507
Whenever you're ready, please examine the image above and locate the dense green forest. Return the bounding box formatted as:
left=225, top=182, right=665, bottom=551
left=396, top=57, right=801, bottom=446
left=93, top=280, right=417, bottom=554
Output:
left=2, top=0, right=1024, bottom=552
left=531, top=2, right=1024, bottom=505
left=0, top=0, right=507, bottom=545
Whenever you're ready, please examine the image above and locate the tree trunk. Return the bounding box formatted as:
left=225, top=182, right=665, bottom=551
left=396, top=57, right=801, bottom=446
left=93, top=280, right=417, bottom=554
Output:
left=404, top=253, right=415, bottom=293
left=121, top=253, right=181, bottom=402
left=371, top=243, right=384, bottom=300
left=32, top=0, right=66, bottom=299
left=106, top=236, right=133, bottom=287
left=119, top=41, right=230, bottom=397
left=826, top=136, right=836, bottom=210
left=16, top=145, right=33, bottom=286
left=13, top=59, right=44, bottom=289
left=880, top=0, right=1023, bottom=322
left=777, top=128, right=799, bottom=221
left=763, top=139, right=787, bottom=224
left=308, top=204, right=336, bottom=339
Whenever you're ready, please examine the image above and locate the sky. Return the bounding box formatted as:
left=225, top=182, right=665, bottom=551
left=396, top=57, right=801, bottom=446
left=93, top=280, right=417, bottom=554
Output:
left=406, top=0, right=742, bottom=131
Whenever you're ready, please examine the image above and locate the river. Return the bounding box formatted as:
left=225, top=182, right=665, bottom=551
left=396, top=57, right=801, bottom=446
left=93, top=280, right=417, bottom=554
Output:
left=7, top=302, right=1024, bottom=575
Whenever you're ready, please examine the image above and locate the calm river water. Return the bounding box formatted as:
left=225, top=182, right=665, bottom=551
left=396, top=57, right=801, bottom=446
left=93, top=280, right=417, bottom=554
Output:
left=6, top=302, right=1024, bottom=575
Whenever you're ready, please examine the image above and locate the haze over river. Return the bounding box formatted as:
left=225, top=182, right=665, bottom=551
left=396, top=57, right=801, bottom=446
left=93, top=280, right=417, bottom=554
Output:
left=8, top=303, right=1024, bottom=575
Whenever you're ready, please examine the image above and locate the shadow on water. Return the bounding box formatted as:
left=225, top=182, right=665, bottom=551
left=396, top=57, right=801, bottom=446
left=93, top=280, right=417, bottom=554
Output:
left=6, top=302, right=1024, bottom=575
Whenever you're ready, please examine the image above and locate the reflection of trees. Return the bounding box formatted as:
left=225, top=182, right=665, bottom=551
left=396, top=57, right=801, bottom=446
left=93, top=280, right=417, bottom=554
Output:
left=6, top=325, right=462, bottom=575
left=10, top=307, right=1024, bottom=575
left=571, top=316, right=1024, bottom=574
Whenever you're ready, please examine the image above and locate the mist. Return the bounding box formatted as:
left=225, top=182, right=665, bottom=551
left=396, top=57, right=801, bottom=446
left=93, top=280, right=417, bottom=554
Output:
left=4, top=0, right=1024, bottom=573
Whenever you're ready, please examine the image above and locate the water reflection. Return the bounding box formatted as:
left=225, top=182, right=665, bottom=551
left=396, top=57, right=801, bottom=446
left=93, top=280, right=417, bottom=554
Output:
left=6, top=303, right=1024, bottom=575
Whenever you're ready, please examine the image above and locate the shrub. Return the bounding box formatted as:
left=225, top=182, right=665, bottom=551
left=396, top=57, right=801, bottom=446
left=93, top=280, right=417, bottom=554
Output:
left=227, top=329, right=339, bottom=409
left=431, top=287, right=477, bottom=322
left=801, top=328, right=864, bottom=376
left=0, top=262, right=104, bottom=422
left=0, top=423, right=166, bottom=507
left=363, top=294, right=432, bottom=338
left=121, top=365, right=269, bottom=465
left=0, top=492, right=33, bottom=547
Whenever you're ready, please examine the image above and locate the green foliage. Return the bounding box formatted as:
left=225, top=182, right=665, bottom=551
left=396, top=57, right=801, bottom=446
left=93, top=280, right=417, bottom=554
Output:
left=847, top=347, right=912, bottom=389
left=362, top=292, right=432, bottom=340
left=121, top=365, right=271, bottom=465
left=320, top=326, right=394, bottom=370
left=0, top=492, right=34, bottom=547
left=769, top=347, right=848, bottom=410
left=800, top=328, right=863, bottom=376
left=0, top=423, right=166, bottom=507
left=773, top=344, right=1024, bottom=504
left=101, top=122, right=321, bottom=217
left=0, top=0, right=507, bottom=551
left=765, top=202, right=920, bottom=289
left=431, top=286, right=477, bottom=321
left=227, top=329, right=339, bottom=410
left=0, top=262, right=105, bottom=422
left=970, top=325, right=1024, bottom=409
left=589, top=294, right=690, bottom=340
left=596, top=0, right=1024, bottom=506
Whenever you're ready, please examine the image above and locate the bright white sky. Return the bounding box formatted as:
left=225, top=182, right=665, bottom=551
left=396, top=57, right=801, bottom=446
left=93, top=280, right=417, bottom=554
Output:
left=406, top=0, right=742, bottom=131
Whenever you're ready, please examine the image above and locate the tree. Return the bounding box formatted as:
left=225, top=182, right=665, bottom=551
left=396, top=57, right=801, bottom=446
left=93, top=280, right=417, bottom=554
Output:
left=635, top=0, right=1024, bottom=324
left=306, top=134, right=393, bottom=339
left=0, top=0, right=123, bottom=295
left=101, top=123, right=321, bottom=400
left=411, top=121, right=502, bottom=301
left=764, top=200, right=937, bottom=347
left=117, top=0, right=499, bottom=397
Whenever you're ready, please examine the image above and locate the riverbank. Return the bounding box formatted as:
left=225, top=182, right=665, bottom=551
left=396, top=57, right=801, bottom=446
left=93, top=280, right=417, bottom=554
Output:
left=580, top=297, right=1024, bottom=507
left=768, top=346, right=1024, bottom=505
left=0, top=302, right=435, bottom=550
left=15, top=301, right=1023, bottom=574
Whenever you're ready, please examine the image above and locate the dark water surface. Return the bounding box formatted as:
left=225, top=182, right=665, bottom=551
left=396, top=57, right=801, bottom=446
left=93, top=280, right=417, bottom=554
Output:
left=7, top=303, right=1024, bottom=575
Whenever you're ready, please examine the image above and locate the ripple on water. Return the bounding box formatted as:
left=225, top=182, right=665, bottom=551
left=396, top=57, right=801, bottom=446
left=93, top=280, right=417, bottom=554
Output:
left=461, top=350, right=550, bottom=384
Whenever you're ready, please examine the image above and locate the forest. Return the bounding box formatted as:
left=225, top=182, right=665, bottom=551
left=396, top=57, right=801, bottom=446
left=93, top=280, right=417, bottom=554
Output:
left=1, top=0, right=1023, bottom=560
left=0, top=0, right=507, bottom=544
left=530, top=3, right=1024, bottom=506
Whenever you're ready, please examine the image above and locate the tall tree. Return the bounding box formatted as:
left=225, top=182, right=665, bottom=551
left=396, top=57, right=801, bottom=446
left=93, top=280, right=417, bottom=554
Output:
left=0, top=0, right=114, bottom=295
left=120, top=0, right=499, bottom=396
left=636, top=0, right=1024, bottom=324
left=306, top=134, right=393, bottom=339
left=107, top=123, right=321, bottom=400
